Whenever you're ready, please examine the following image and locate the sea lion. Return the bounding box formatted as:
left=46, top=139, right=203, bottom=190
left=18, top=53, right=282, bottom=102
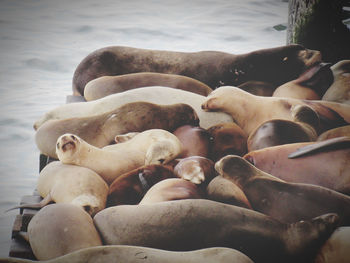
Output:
left=34, top=86, right=232, bottom=130
left=107, top=164, right=176, bottom=206
left=35, top=101, right=196, bottom=159
left=173, top=125, right=211, bottom=158
left=174, top=156, right=215, bottom=185
left=215, top=155, right=350, bottom=226
left=322, top=60, right=350, bottom=104
left=8, top=161, right=108, bottom=216
left=28, top=203, right=102, bottom=260
left=246, top=104, right=319, bottom=152
left=317, top=125, right=350, bottom=141
left=206, top=176, right=251, bottom=209
left=314, top=227, right=350, bottom=263
left=0, top=246, right=254, bottom=263
left=72, top=44, right=322, bottom=95
left=237, top=80, right=276, bottom=96
left=201, top=86, right=350, bottom=135
left=83, top=72, right=213, bottom=100
left=243, top=139, right=350, bottom=194
left=56, top=130, right=182, bottom=184
left=272, top=62, right=333, bottom=99
left=93, top=199, right=339, bottom=263
left=139, top=178, right=204, bottom=204
left=207, top=122, right=248, bottom=161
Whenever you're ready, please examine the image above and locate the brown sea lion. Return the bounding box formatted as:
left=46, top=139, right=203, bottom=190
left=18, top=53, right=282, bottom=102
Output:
left=243, top=139, right=350, bottom=194
left=215, top=155, right=350, bottom=226
left=201, top=86, right=350, bottom=135
left=83, top=72, right=213, bottom=100
left=174, top=156, right=215, bottom=185
left=7, top=161, right=108, bottom=216
left=93, top=199, right=339, bottom=263
left=173, top=125, right=211, bottom=158
left=139, top=178, right=204, bottom=204
left=107, top=164, right=176, bottom=206
left=207, top=122, right=248, bottom=161
left=247, top=104, right=319, bottom=152
left=0, top=246, right=254, bottom=263
left=322, top=60, right=350, bottom=104
left=206, top=176, right=251, bottom=209
left=28, top=203, right=102, bottom=260
left=36, top=102, right=197, bottom=159
left=34, top=87, right=232, bottom=130
left=56, top=131, right=182, bottom=185
left=237, top=80, right=276, bottom=96
left=317, top=125, right=350, bottom=141
left=72, top=44, right=322, bottom=95
left=314, top=227, right=350, bottom=263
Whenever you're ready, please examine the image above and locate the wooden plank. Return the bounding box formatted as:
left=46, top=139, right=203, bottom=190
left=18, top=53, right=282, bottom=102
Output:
left=9, top=237, right=36, bottom=260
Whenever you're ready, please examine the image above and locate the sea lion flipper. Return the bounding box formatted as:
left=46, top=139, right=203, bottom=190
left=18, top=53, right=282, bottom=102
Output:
left=288, top=136, right=350, bottom=158
left=4, top=194, right=52, bottom=213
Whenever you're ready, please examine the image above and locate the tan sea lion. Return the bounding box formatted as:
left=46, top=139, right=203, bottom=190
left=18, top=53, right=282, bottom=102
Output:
left=272, top=62, right=333, bottom=99
left=247, top=104, right=319, bottom=152
left=207, top=122, right=248, bottom=161
left=73, top=44, right=322, bottom=95
left=83, top=72, right=213, bottom=100
left=206, top=176, right=251, bottom=209
left=201, top=86, right=350, bottom=135
left=93, top=199, right=339, bottom=263
left=107, top=164, right=176, bottom=206
left=173, top=125, right=211, bottom=158
left=34, top=86, right=232, bottom=130
left=317, top=125, right=350, bottom=141
left=215, top=155, right=350, bottom=226
left=243, top=139, right=350, bottom=194
left=36, top=102, right=196, bottom=159
left=174, top=156, right=215, bottom=185
left=28, top=203, right=102, bottom=260
left=56, top=130, right=182, bottom=184
left=0, top=246, right=254, bottom=263
left=139, top=178, right=204, bottom=204
left=322, top=60, right=350, bottom=104
left=314, top=227, right=350, bottom=263
left=8, top=161, right=108, bottom=216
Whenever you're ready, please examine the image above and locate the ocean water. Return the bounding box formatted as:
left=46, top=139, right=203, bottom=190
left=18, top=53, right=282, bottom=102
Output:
left=0, top=0, right=288, bottom=257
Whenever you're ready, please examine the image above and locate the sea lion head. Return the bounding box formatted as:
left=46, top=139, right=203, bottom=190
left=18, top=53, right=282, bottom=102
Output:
left=56, top=133, right=82, bottom=162
left=168, top=103, right=200, bottom=129
left=145, top=139, right=181, bottom=165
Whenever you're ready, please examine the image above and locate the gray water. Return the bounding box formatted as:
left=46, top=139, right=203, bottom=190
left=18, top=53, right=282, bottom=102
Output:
left=0, top=0, right=288, bottom=257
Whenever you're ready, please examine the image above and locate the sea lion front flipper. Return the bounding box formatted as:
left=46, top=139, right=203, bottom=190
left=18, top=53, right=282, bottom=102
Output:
left=288, top=136, right=350, bottom=159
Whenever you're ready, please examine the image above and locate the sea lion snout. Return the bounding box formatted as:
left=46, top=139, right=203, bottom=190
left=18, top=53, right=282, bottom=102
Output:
left=57, top=134, right=78, bottom=152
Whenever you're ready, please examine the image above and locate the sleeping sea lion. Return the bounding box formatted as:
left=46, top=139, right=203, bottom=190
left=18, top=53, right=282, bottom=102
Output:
left=35, top=102, right=196, bottom=159
left=215, top=155, right=350, bottom=226
left=28, top=203, right=102, bottom=260
left=107, top=164, right=176, bottom=206
left=83, top=72, right=213, bottom=100
left=93, top=199, right=339, bottom=263
left=34, top=87, right=232, bottom=130
left=73, top=44, right=322, bottom=95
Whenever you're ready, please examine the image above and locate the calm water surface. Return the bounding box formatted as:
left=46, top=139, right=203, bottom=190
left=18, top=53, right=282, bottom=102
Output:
left=0, top=0, right=287, bottom=256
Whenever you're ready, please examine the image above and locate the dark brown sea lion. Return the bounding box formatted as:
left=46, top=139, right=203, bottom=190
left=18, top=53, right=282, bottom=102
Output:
left=243, top=139, right=350, bottom=194
left=36, top=102, right=198, bottom=159
left=207, top=122, right=247, bottom=161
left=93, top=199, right=339, bottom=263
left=83, top=72, right=213, bottom=100
left=174, top=156, right=215, bottom=185
left=139, top=178, right=204, bottom=204
left=28, top=203, right=102, bottom=260
left=107, top=164, right=176, bottom=206
left=247, top=104, right=319, bottom=152
left=215, top=155, right=350, bottom=226
left=73, top=44, right=322, bottom=95
left=173, top=125, right=211, bottom=158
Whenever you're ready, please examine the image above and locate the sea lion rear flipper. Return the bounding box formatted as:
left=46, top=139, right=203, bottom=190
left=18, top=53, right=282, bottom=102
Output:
left=4, top=193, right=53, bottom=213
left=288, top=136, right=350, bottom=158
